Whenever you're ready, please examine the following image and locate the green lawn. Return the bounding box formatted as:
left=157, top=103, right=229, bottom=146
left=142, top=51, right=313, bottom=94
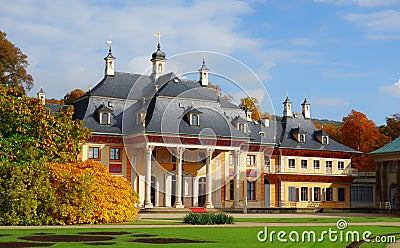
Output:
left=0, top=225, right=398, bottom=247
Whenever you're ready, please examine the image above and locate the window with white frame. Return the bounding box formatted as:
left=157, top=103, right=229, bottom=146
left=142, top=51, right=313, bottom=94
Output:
left=89, top=147, right=100, bottom=160
left=322, top=136, right=329, bottom=144
left=110, top=147, right=121, bottom=160
left=100, top=112, right=110, bottom=125
left=299, top=134, right=305, bottom=143
left=338, top=161, right=345, bottom=170
left=288, top=159, right=296, bottom=169
left=238, top=123, right=245, bottom=132
left=326, top=161, right=332, bottom=169
left=229, top=154, right=234, bottom=165
left=313, top=187, right=321, bottom=202
left=313, top=160, right=320, bottom=170
left=190, top=113, right=199, bottom=126
left=300, top=187, right=308, bottom=201
left=247, top=155, right=255, bottom=166
left=301, top=160, right=308, bottom=169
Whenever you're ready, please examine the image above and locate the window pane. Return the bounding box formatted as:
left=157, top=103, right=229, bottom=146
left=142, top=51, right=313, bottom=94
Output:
left=288, top=186, right=296, bottom=202
left=110, top=148, right=121, bottom=160
left=338, top=188, right=345, bottom=202
left=89, top=147, right=99, bottom=159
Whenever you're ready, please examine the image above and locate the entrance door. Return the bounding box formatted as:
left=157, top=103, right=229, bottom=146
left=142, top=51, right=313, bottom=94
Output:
left=264, top=179, right=270, bottom=207
left=198, top=177, right=206, bottom=207
left=171, top=175, right=176, bottom=206
left=391, top=185, right=396, bottom=208
left=151, top=176, right=156, bottom=206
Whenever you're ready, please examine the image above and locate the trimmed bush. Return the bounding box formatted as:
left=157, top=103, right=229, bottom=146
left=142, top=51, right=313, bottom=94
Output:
left=183, top=212, right=235, bottom=225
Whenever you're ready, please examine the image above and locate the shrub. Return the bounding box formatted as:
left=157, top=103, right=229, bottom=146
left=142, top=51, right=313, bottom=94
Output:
left=183, top=212, right=235, bottom=225
left=48, top=160, right=139, bottom=224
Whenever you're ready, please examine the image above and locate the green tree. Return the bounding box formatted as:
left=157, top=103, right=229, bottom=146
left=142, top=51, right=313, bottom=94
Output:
left=0, top=31, right=33, bottom=95
left=0, top=86, right=90, bottom=163
left=380, top=113, right=400, bottom=141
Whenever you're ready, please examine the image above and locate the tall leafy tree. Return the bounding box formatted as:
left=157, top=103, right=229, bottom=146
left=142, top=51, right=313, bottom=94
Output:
left=240, top=97, right=261, bottom=120
left=0, top=31, right=33, bottom=95
left=63, top=88, right=85, bottom=104
left=380, top=113, right=400, bottom=141
left=0, top=86, right=90, bottom=162
left=314, top=122, right=343, bottom=144
left=341, top=110, right=389, bottom=172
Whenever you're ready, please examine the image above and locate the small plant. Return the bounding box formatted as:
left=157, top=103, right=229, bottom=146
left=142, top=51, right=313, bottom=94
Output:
left=183, top=212, right=235, bottom=225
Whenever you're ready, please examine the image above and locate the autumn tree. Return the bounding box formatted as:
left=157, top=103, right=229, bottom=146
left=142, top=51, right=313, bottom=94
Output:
left=341, top=110, right=389, bottom=172
left=314, top=122, right=343, bottom=144
left=64, top=88, right=85, bottom=104
left=0, top=31, right=33, bottom=95
left=0, top=85, right=90, bottom=162
left=380, top=113, right=400, bottom=141
left=240, top=97, right=261, bottom=120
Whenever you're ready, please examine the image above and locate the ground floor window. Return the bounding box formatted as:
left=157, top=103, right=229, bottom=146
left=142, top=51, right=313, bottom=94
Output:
left=326, top=188, right=333, bottom=201
left=89, top=147, right=100, bottom=160
left=288, top=186, right=296, bottom=202
left=351, top=185, right=373, bottom=203
left=338, top=188, right=345, bottom=202
left=247, top=181, right=255, bottom=200
left=313, top=187, right=321, bottom=202
left=300, top=187, right=308, bottom=201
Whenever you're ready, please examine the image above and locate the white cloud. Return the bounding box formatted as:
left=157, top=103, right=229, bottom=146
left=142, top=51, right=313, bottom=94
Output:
left=0, top=0, right=264, bottom=99
left=380, top=79, right=400, bottom=97
left=313, top=97, right=350, bottom=106
left=344, top=10, right=400, bottom=39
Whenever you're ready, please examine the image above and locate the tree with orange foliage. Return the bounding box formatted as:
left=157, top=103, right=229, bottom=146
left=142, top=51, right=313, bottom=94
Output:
left=341, top=110, right=389, bottom=172
left=314, top=122, right=342, bottom=144
left=380, top=113, right=400, bottom=141
left=0, top=31, right=33, bottom=95
left=240, top=97, right=261, bottom=120
left=63, top=89, right=85, bottom=104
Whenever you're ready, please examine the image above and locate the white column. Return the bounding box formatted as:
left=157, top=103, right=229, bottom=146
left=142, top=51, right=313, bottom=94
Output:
left=174, top=147, right=184, bottom=208
left=144, top=145, right=154, bottom=208
left=233, top=150, right=241, bottom=208
left=204, top=149, right=214, bottom=208
left=165, top=173, right=172, bottom=207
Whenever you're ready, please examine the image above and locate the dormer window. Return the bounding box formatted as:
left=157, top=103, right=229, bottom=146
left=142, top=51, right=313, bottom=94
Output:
left=190, top=113, right=199, bottom=126
left=137, top=112, right=146, bottom=126
left=299, top=134, right=305, bottom=143
left=238, top=123, right=245, bottom=132
left=186, top=107, right=202, bottom=126
left=97, top=105, right=113, bottom=125
left=314, top=130, right=329, bottom=144
left=322, top=136, right=329, bottom=145
left=100, top=112, right=111, bottom=125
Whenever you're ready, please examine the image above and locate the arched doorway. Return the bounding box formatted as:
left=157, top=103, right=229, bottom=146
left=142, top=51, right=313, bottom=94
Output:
left=198, top=177, right=206, bottom=207
left=264, top=179, right=270, bottom=208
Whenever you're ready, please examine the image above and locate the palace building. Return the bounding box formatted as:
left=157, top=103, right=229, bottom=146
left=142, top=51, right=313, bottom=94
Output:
left=53, top=37, right=360, bottom=209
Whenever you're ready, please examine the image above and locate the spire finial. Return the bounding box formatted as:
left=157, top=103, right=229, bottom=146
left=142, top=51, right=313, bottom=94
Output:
left=202, top=52, right=206, bottom=65
left=107, top=34, right=112, bottom=53
left=154, top=32, right=161, bottom=49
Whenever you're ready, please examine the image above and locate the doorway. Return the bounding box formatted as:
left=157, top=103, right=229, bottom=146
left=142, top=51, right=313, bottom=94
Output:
left=264, top=179, right=270, bottom=207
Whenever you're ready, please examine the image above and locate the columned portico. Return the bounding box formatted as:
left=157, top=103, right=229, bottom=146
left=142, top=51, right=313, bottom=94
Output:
left=204, top=149, right=214, bottom=208
left=174, top=147, right=185, bottom=208
left=233, top=150, right=241, bottom=208
left=144, top=145, right=154, bottom=208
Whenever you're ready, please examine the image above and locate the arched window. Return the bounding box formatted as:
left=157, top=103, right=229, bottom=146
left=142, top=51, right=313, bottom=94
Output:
left=238, top=123, right=245, bottom=132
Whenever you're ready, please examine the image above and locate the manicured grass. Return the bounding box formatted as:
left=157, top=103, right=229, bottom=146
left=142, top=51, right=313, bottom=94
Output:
left=106, top=219, right=184, bottom=225
left=150, top=216, right=400, bottom=223
left=0, top=225, right=398, bottom=247
left=235, top=217, right=400, bottom=223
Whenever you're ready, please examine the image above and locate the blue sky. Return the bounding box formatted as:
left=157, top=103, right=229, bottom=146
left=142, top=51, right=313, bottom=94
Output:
left=1, top=0, right=399, bottom=125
